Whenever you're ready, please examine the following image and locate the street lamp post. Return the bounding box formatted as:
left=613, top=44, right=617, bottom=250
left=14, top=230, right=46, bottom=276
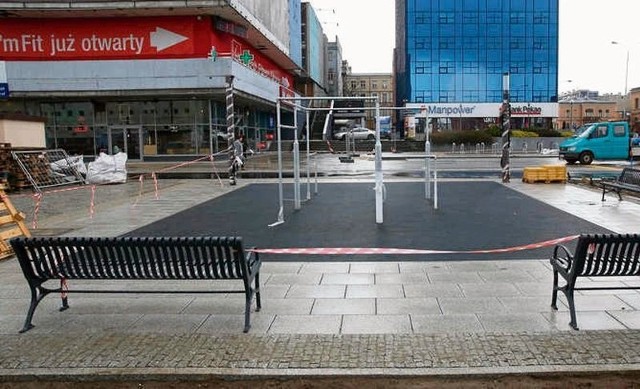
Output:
left=612, top=41, right=630, bottom=95
left=612, top=41, right=630, bottom=122
left=611, top=41, right=629, bottom=120
left=569, top=99, right=574, bottom=130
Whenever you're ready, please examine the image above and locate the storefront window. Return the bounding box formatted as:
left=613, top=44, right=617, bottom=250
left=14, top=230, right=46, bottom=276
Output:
left=7, top=97, right=273, bottom=158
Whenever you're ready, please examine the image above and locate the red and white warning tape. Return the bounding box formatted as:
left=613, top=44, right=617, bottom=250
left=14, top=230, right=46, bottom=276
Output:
left=251, top=235, right=580, bottom=255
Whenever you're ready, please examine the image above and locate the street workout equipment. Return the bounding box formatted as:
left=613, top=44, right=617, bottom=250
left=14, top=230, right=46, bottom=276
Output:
left=268, top=97, right=440, bottom=226
left=269, top=96, right=385, bottom=227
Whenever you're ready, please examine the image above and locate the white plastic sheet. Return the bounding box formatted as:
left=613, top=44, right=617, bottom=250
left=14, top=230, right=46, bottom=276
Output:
left=50, top=154, right=87, bottom=177
left=86, top=152, right=128, bottom=184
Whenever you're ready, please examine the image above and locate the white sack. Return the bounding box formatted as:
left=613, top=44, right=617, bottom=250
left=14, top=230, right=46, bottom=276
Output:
left=86, top=152, right=128, bottom=184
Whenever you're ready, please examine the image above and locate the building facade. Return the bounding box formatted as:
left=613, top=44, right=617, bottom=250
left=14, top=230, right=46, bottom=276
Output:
left=556, top=101, right=617, bottom=130
left=343, top=73, right=395, bottom=131
left=0, top=0, right=305, bottom=160
left=326, top=39, right=344, bottom=98
left=395, top=0, right=559, bottom=135
left=625, top=88, right=640, bottom=133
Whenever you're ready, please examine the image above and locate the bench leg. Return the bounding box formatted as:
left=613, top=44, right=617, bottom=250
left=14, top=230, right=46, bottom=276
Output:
left=601, top=187, right=606, bottom=202
left=565, top=289, right=579, bottom=330
left=59, top=279, right=69, bottom=311
left=243, top=293, right=251, bottom=333
left=254, top=272, right=261, bottom=312
left=20, top=285, right=49, bottom=333
left=551, top=270, right=559, bottom=310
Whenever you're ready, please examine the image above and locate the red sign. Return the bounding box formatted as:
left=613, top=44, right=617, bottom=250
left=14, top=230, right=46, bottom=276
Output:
left=0, top=16, right=211, bottom=60
left=210, top=31, right=294, bottom=94
left=0, top=16, right=294, bottom=89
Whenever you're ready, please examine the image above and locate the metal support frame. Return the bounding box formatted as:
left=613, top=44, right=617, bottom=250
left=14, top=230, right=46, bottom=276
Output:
left=374, top=101, right=384, bottom=223
left=270, top=96, right=384, bottom=226
left=424, top=154, right=438, bottom=210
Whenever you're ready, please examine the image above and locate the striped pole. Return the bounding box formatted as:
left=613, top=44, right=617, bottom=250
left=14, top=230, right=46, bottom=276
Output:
left=500, top=72, right=511, bottom=183
left=225, top=76, right=236, bottom=184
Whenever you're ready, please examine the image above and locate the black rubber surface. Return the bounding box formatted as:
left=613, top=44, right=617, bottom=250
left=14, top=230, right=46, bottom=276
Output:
left=124, top=181, right=612, bottom=261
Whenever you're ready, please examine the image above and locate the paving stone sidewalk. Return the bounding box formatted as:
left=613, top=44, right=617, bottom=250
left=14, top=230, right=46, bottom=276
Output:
left=2, top=331, right=640, bottom=373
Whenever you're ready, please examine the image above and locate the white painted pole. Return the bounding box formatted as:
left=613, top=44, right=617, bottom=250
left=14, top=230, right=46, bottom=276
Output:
left=433, top=157, right=438, bottom=210
left=270, top=99, right=285, bottom=227
left=374, top=100, right=384, bottom=224
left=425, top=130, right=431, bottom=200
left=293, top=104, right=301, bottom=210
left=306, top=110, right=311, bottom=201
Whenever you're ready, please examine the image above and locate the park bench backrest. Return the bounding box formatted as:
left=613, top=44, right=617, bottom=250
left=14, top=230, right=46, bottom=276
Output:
left=619, top=168, right=640, bottom=185
left=573, top=234, right=640, bottom=277
left=11, top=236, right=249, bottom=281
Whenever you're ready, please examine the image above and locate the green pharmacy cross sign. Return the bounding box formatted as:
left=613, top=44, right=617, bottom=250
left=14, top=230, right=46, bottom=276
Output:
left=239, top=50, right=254, bottom=65
left=208, top=47, right=218, bottom=61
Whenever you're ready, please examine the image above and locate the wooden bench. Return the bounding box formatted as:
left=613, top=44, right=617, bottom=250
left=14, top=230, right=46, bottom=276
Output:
left=550, top=233, right=640, bottom=330
left=600, top=167, right=640, bottom=201
left=10, top=236, right=262, bottom=333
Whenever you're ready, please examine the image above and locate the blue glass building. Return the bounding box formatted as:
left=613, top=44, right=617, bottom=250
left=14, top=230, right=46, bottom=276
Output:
left=395, top=0, right=559, bottom=131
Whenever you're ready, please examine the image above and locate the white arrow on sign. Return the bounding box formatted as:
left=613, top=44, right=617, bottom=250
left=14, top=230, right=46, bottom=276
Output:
left=150, top=27, right=188, bottom=52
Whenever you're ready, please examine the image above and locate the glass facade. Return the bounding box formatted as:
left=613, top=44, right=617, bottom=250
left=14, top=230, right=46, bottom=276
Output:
left=400, top=0, right=559, bottom=104
left=0, top=98, right=275, bottom=160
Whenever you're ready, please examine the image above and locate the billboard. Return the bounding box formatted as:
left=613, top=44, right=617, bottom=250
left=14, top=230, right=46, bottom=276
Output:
left=405, top=103, right=559, bottom=118
left=0, top=17, right=211, bottom=60
left=0, top=16, right=294, bottom=89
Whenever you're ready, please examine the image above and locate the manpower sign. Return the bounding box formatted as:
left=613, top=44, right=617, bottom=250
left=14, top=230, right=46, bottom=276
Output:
left=406, top=103, right=559, bottom=118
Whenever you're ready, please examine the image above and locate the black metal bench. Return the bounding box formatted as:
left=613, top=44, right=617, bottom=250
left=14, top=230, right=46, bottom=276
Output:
left=550, top=233, right=640, bottom=330
left=10, top=236, right=261, bottom=333
left=600, top=167, right=640, bottom=201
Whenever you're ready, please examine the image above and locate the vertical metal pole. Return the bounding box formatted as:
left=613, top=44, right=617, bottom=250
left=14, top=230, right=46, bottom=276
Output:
left=225, top=76, right=235, bottom=184
left=500, top=72, right=511, bottom=183
left=425, top=121, right=431, bottom=200
left=314, top=154, right=318, bottom=194
left=433, top=157, right=438, bottom=210
left=374, top=100, right=384, bottom=224
left=293, top=103, right=301, bottom=210
left=306, top=110, right=311, bottom=201
left=625, top=49, right=629, bottom=96
left=208, top=99, right=214, bottom=154
left=271, top=99, right=285, bottom=226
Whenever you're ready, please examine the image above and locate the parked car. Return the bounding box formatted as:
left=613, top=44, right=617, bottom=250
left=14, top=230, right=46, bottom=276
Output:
left=333, top=127, right=376, bottom=141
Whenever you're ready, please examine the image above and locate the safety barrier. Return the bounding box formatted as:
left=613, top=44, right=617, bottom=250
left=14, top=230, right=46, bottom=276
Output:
left=251, top=235, right=579, bottom=255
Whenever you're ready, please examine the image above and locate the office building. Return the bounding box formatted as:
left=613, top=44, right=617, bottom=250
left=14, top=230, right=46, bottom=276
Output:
left=395, top=0, right=559, bottom=135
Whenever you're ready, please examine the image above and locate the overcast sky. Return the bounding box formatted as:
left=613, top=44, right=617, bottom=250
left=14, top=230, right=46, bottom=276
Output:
left=306, top=0, right=640, bottom=95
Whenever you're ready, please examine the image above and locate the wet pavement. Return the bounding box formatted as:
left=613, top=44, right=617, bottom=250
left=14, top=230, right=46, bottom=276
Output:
left=2, top=152, right=640, bottom=386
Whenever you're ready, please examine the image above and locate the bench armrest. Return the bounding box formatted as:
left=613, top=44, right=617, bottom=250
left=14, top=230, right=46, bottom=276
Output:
left=550, top=244, right=573, bottom=272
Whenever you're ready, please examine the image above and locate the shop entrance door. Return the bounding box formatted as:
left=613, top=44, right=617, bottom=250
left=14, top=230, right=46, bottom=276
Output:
left=109, top=126, right=142, bottom=160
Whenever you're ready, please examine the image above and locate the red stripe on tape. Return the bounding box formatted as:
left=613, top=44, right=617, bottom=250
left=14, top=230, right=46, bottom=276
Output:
left=251, top=235, right=580, bottom=255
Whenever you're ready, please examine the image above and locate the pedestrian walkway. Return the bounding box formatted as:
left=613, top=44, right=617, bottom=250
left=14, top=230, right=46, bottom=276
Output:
left=1, top=175, right=640, bottom=385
